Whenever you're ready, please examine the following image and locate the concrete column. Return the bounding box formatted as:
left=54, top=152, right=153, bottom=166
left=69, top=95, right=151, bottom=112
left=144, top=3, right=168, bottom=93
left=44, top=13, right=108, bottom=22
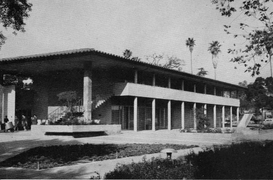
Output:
left=152, top=99, right=156, bottom=131
left=213, top=105, right=217, bottom=128
left=0, top=84, right=3, bottom=123
left=237, top=107, right=240, bottom=123
left=134, top=97, right=138, bottom=132
left=214, top=87, right=217, bottom=95
left=194, top=84, right=196, bottom=93
left=204, top=84, right=207, bottom=94
left=168, top=77, right=171, bottom=88
left=83, top=62, right=92, bottom=121
left=168, top=100, right=171, bottom=130
left=222, top=106, right=225, bottom=128
left=230, top=106, right=233, bottom=128
left=152, top=74, right=156, bottom=86
left=181, top=101, right=185, bottom=129
left=181, top=80, right=184, bottom=90
left=0, top=73, right=3, bottom=123
left=193, top=103, right=197, bottom=129
left=134, top=70, right=138, bottom=84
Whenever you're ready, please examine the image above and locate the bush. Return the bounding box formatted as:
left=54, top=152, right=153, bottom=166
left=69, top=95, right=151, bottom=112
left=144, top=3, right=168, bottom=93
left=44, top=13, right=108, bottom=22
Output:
left=0, top=143, right=196, bottom=169
left=106, top=141, right=273, bottom=179
left=105, top=157, right=195, bottom=179
left=186, top=141, right=273, bottom=179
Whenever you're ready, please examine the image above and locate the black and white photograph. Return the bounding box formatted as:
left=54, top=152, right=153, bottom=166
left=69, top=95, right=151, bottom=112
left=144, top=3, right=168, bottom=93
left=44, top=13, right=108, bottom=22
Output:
left=0, top=0, right=272, bottom=179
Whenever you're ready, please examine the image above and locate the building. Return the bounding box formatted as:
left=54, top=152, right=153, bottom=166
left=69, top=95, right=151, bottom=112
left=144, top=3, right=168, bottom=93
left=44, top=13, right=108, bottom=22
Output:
left=0, top=48, right=245, bottom=131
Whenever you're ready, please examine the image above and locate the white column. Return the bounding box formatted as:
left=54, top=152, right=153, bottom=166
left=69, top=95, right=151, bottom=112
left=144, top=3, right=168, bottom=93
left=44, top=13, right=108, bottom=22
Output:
left=152, top=99, right=156, bottom=131
left=134, top=97, right=138, bottom=132
left=181, top=80, right=184, bottom=90
left=194, top=84, right=196, bottom=92
left=168, top=100, right=171, bottom=130
left=83, top=62, right=92, bottom=122
left=193, top=103, right=197, bottom=129
left=181, top=101, right=185, bottom=129
left=213, top=105, right=217, bottom=128
left=134, top=70, right=138, bottom=84
left=152, top=74, right=156, bottom=86
left=222, top=106, right=225, bottom=128
left=230, top=106, right=233, bottom=128
left=237, top=107, right=240, bottom=123
left=168, top=77, right=171, bottom=88
left=204, top=104, right=207, bottom=116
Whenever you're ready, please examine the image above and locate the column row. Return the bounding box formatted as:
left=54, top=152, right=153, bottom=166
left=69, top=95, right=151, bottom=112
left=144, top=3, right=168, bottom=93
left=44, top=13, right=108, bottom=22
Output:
left=132, top=97, right=240, bottom=131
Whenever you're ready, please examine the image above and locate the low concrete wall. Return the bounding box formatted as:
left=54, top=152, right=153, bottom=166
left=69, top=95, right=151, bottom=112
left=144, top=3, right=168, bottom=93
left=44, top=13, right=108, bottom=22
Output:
left=32, top=124, right=121, bottom=136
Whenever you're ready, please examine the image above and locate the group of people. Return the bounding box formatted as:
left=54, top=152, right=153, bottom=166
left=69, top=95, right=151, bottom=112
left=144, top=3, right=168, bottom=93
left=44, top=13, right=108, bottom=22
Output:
left=2, top=114, right=38, bottom=132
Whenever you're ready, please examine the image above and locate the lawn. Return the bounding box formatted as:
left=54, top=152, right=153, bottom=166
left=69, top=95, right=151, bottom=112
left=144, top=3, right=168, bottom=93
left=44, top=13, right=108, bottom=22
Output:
left=0, top=143, right=196, bottom=169
left=105, top=141, right=273, bottom=179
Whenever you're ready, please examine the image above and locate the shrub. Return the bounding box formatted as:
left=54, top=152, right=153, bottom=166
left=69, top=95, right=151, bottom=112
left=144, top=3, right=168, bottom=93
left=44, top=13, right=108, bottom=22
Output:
left=105, top=157, right=195, bottom=179
left=186, top=141, right=273, bottom=179
left=0, top=144, right=196, bottom=169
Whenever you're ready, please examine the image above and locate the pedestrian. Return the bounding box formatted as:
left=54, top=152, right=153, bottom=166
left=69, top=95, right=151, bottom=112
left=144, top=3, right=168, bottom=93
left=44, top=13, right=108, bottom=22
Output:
left=14, top=116, right=19, bottom=131
left=22, top=115, right=27, bottom=131
left=3, top=116, right=9, bottom=132
left=31, top=115, right=37, bottom=125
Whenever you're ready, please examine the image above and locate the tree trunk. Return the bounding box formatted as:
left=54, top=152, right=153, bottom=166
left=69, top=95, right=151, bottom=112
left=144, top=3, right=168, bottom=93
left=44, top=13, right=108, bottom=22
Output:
left=269, top=55, right=272, bottom=77
left=190, top=51, right=193, bottom=74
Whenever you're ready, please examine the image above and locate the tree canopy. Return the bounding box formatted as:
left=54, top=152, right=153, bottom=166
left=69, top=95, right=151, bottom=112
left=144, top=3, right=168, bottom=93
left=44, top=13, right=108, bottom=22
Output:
left=212, top=0, right=273, bottom=76
left=0, top=0, right=32, bottom=49
left=245, top=77, right=273, bottom=112
left=146, top=53, right=185, bottom=71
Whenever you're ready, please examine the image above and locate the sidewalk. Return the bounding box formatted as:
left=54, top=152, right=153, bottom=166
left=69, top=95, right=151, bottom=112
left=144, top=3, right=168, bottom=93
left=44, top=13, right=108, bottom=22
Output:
left=0, top=130, right=233, bottom=179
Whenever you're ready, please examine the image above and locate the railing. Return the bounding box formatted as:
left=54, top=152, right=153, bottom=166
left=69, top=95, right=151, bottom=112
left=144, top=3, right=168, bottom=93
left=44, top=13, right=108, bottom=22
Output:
left=48, top=98, right=84, bottom=121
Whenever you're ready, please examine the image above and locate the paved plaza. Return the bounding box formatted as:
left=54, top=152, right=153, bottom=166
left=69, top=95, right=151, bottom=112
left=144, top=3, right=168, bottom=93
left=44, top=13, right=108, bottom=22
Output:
left=0, top=130, right=234, bottom=179
left=2, top=129, right=272, bottom=179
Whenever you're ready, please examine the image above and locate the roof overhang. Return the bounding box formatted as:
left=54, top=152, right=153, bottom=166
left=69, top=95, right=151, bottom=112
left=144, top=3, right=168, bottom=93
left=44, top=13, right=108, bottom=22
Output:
left=0, top=48, right=247, bottom=91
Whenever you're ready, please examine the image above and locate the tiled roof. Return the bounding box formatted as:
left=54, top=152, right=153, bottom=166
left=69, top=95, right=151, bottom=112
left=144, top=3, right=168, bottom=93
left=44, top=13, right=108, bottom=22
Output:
left=0, top=48, right=246, bottom=89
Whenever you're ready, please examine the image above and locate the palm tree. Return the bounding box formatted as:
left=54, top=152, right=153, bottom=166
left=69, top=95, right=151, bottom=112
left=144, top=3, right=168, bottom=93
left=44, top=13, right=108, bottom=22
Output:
left=208, top=41, right=221, bottom=79
left=186, top=38, right=195, bottom=74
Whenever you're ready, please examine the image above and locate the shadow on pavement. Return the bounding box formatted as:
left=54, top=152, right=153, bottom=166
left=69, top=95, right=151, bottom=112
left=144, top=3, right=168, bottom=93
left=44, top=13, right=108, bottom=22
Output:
left=0, top=166, right=90, bottom=179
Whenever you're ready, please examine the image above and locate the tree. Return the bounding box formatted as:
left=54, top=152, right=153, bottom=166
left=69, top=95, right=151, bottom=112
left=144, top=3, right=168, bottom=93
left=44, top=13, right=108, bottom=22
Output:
left=196, top=67, right=208, bottom=77
left=123, top=49, right=141, bottom=61
left=0, top=0, right=32, bottom=49
left=123, top=49, right=132, bottom=59
left=146, top=53, right=185, bottom=71
left=57, top=91, right=77, bottom=113
left=208, top=41, right=221, bottom=79
left=246, top=77, right=273, bottom=112
left=212, top=0, right=273, bottom=76
left=185, top=38, right=195, bottom=74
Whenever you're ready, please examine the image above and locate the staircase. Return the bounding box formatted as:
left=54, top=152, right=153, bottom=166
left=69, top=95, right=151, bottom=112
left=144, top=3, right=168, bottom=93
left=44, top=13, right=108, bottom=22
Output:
left=48, top=94, right=113, bottom=121
left=48, top=99, right=83, bottom=121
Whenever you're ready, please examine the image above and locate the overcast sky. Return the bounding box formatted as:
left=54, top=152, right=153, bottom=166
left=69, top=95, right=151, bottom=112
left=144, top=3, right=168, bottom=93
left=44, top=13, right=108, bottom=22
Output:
left=0, top=0, right=271, bottom=85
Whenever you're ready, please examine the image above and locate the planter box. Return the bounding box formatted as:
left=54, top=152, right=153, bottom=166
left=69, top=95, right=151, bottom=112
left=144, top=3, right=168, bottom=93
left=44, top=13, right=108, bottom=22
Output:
left=32, top=124, right=121, bottom=137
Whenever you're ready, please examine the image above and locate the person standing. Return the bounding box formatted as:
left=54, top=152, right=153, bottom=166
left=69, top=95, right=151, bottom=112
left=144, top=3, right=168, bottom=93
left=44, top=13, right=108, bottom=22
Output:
left=3, top=116, right=9, bottom=132
left=22, top=115, right=27, bottom=131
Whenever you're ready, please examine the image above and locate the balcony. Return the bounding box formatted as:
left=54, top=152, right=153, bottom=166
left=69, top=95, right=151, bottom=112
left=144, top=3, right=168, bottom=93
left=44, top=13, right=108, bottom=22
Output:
left=113, top=82, right=239, bottom=107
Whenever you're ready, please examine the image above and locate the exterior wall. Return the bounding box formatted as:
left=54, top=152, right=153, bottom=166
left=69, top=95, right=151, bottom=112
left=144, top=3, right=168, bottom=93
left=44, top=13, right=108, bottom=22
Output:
left=184, top=102, right=194, bottom=128
left=216, top=106, right=223, bottom=127
left=33, top=76, right=49, bottom=119
left=171, top=102, right=181, bottom=129
left=92, top=99, right=112, bottom=124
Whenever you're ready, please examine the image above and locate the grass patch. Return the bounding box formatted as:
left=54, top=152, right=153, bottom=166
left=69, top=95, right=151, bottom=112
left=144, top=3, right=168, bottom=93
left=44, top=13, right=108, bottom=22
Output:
left=105, top=141, right=273, bottom=179
left=0, top=143, right=196, bottom=169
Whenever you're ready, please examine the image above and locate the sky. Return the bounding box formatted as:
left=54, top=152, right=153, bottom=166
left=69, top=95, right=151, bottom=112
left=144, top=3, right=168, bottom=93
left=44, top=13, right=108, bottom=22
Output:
left=0, top=0, right=271, bottom=85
